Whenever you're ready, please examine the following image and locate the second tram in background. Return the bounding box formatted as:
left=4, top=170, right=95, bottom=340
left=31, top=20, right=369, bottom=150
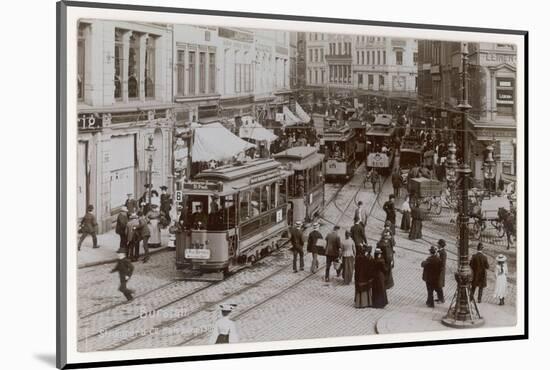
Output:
left=320, top=117, right=357, bottom=182
left=365, top=113, right=396, bottom=176
left=273, top=146, right=325, bottom=225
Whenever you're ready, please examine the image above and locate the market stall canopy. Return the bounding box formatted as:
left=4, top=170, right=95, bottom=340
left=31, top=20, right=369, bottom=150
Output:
left=239, top=122, right=278, bottom=143
left=282, top=106, right=302, bottom=127
left=190, top=122, right=256, bottom=162
left=295, top=102, right=311, bottom=123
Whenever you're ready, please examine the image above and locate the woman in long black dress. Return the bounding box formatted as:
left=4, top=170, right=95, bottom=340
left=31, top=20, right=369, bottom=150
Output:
left=372, top=248, right=388, bottom=308
left=377, top=235, right=394, bottom=289
left=409, top=200, right=423, bottom=240
left=354, top=246, right=374, bottom=308
left=400, top=195, right=411, bottom=231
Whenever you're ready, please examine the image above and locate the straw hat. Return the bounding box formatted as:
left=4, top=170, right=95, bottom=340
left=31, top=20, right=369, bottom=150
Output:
left=220, top=303, right=237, bottom=312
left=312, top=222, right=320, bottom=230
left=496, top=254, right=507, bottom=263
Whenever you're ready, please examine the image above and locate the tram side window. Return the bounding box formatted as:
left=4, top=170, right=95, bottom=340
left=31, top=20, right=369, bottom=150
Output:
left=261, top=185, right=269, bottom=213
left=270, top=182, right=277, bottom=208
left=295, top=171, right=305, bottom=197
left=240, top=191, right=251, bottom=221
left=279, top=179, right=287, bottom=205
left=251, top=187, right=261, bottom=217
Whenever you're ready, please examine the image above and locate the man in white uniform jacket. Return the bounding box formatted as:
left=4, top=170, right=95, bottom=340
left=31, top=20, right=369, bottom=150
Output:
left=209, top=304, right=239, bottom=344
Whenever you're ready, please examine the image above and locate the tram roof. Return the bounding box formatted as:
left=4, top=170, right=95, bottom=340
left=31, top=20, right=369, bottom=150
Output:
left=273, top=146, right=324, bottom=170
left=187, top=158, right=292, bottom=195
left=366, top=126, right=394, bottom=137
left=373, top=114, right=393, bottom=126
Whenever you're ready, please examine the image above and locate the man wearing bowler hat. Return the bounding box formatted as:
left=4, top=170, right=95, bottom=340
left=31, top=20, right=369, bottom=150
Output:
left=421, top=245, right=442, bottom=308
left=115, top=206, right=129, bottom=252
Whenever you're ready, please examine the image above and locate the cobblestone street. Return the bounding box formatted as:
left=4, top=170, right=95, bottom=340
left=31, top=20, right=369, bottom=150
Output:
left=77, top=163, right=517, bottom=351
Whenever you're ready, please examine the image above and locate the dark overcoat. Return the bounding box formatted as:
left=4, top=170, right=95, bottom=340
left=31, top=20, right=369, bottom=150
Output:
left=422, top=254, right=442, bottom=287
left=350, top=224, right=367, bottom=249
left=437, top=248, right=447, bottom=287
left=470, top=252, right=489, bottom=288
left=111, top=258, right=135, bottom=282
left=289, top=226, right=305, bottom=251
left=325, top=231, right=342, bottom=257
left=307, top=230, right=323, bottom=253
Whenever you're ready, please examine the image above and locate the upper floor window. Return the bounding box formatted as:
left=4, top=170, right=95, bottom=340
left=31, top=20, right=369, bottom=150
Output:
left=383, top=50, right=386, bottom=65
left=177, top=50, right=185, bottom=95
left=145, top=37, right=155, bottom=98
left=413, top=52, right=418, bottom=65
left=396, top=50, right=403, bottom=65
left=114, top=30, right=123, bottom=100
left=209, top=52, right=216, bottom=93
left=128, top=33, right=140, bottom=99
left=199, top=52, right=206, bottom=94
left=188, top=51, right=196, bottom=95
left=315, top=49, right=319, bottom=62
left=77, top=23, right=88, bottom=101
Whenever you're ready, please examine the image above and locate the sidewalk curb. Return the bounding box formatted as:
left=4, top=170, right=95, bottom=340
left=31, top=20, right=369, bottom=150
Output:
left=78, top=246, right=174, bottom=269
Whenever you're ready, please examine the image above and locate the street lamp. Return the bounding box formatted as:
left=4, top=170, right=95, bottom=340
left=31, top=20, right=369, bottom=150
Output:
left=145, top=135, right=157, bottom=204
left=445, top=142, right=458, bottom=184
left=483, top=144, right=496, bottom=193
left=441, top=42, right=484, bottom=329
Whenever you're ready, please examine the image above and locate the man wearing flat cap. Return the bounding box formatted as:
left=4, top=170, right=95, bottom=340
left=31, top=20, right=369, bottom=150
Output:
left=421, top=245, right=442, bottom=308
left=436, top=239, right=447, bottom=303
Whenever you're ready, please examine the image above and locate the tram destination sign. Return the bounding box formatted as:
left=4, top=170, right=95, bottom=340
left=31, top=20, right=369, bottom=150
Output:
left=183, top=182, right=221, bottom=191
left=249, top=172, right=280, bottom=185
left=185, top=248, right=211, bottom=259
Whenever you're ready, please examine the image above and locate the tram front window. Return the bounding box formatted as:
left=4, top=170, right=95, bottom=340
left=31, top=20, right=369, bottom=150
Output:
left=328, top=142, right=345, bottom=160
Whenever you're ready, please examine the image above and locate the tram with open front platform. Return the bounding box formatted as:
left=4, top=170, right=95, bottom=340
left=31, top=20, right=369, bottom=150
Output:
left=176, top=158, right=293, bottom=274
left=273, top=146, right=325, bottom=225
left=365, top=114, right=395, bottom=175
left=320, top=119, right=357, bottom=181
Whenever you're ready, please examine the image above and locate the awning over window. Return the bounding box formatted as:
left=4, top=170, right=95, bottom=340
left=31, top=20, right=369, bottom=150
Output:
left=295, top=102, right=311, bottom=123
left=282, top=106, right=302, bottom=127
left=239, top=122, right=278, bottom=143
left=184, top=122, right=256, bottom=162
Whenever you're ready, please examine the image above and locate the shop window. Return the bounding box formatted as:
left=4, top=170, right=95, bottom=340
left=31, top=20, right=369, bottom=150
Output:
left=496, top=77, right=515, bottom=118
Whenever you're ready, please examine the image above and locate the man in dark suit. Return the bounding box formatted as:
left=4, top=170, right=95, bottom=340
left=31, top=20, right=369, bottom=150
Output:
left=383, top=195, right=397, bottom=235
left=324, top=225, right=342, bottom=282
left=136, top=211, right=151, bottom=263
left=110, top=248, right=135, bottom=301
left=78, top=205, right=98, bottom=251
left=289, top=221, right=305, bottom=272
left=436, top=239, right=447, bottom=303
left=115, top=206, right=129, bottom=252
left=391, top=169, right=402, bottom=197
left=421, top=245, right=442, bottom=308
left=469, top=242, right=489, bottom=303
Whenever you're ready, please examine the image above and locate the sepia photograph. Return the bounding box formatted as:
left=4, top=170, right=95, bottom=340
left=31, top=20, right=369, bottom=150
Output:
left=57, top=1, right=527, bottom=368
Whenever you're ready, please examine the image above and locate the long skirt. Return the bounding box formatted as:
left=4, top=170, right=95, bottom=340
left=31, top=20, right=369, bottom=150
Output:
left=384, top=265, right=394, bottom=290
left=494, top=274, right=508, bottom=299
left=342, top=256, right=355, bottom=285
left=409, top=219, right=423, bottom=239
left=149, top=219, right=161, bottom=246
left=400, top=211, right=411, bottom=231
left=372, top=275, right=388, bottom=308
left=355, top=287, right=373, bottom=308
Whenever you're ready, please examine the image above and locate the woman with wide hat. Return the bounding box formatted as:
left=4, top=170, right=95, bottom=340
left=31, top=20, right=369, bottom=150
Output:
left=494, top=254, right=508, bottom=305
left=209, top=304, right=239, bottom=344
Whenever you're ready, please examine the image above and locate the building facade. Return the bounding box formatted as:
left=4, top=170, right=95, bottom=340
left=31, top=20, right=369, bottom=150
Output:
left=303, top=33, right=417, bottom=99
left=417, top=40, right=517, bottom=183
left=77, top=20, right=175, bottom=232
left=353, top=36, right=417, bottom=97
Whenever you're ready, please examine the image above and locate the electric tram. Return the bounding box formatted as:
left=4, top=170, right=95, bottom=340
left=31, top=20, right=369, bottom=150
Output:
left=320, top=119, right=357, bottom=181
left=365, top=114, right=395, bottom=175
left=176, top=158, right=293, bottom=273
left=273, top=146, right=325, bottom=225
